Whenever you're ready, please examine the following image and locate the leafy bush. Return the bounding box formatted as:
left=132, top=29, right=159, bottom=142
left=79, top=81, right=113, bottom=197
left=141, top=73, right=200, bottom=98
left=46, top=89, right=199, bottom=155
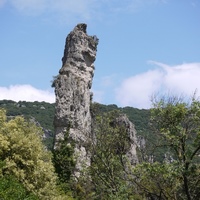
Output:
left=0, top=109, right=64, bottom=199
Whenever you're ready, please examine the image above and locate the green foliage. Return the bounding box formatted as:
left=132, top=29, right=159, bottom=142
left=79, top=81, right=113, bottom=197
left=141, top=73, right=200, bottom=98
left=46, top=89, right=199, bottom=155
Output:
left=91, top=103, right=150, bottom=134
left=1, top=100, right=151, bottom=152
left=132, top=161, right=182, bottom=199
left=0, top=174, right=38, bottom=200
left=57, top=109, right=136, bottom=199
left=86, top=110, right=136, bottom=199
left=91, top=103, right=153, bottom=161
left=3, top=97, right=200, bottom=199
left=0, top=109, right=63, bottom=200
left=0, top=100, right=55, bottom=131
left=53, top=131, right=76, bottom=195
left=121, top=106, right=150, bottom=133
left=136, top=95, right=200, bottom=200
left=0, top=100, right=55, bottom=150
left=89, top=96, right=200, bottom=199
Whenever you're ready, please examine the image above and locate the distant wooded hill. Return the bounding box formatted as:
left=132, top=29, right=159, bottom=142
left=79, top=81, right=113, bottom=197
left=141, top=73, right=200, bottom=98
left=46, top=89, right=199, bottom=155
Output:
left=0, top=100, right=152, bottom=150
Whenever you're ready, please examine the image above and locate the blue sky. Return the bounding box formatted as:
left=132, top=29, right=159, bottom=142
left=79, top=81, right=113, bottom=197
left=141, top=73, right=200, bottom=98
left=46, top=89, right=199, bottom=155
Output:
left=0, top=0, right=200, bottom=108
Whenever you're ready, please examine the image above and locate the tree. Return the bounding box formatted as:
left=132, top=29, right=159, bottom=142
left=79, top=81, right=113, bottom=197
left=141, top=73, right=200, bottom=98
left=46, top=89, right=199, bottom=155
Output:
left=54, top=108, right=135, bottom=199
left=133, top=95, right=200, bottom=200
left=0, top=109, right=70, bottom=200
left=132, top=161, right=181, bottom=199
left=0, top=173, right=38, bottom=200
left=53, top=130, right=76, bottom=198
left=87, top=110, right=136, bottom=199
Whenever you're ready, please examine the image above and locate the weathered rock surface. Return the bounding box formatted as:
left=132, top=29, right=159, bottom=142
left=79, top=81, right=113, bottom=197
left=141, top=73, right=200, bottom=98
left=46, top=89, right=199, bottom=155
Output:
left=115, top=114, right=138, bottom=165
left=54, top=23, right=98, bottom=176
left=54, top=23, right=138, bottom=178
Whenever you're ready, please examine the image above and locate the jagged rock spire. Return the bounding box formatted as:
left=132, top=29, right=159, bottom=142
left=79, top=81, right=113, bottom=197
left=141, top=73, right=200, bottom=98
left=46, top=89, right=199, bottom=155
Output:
left=54, top=23, right=98, bottom=177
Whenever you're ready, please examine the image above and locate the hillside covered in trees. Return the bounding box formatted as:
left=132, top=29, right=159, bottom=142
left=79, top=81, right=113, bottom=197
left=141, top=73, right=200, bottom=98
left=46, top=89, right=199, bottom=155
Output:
left=0, top=100, right=151, bottom=150
left=0, top=97, right=200, bottom=199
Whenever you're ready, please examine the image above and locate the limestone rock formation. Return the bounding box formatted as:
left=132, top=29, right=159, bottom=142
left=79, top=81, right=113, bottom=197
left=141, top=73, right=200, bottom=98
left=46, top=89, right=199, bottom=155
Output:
left=115, top=114, right=138, bottom=165
left=54, top=23, right=138, bottom=178
left=54, top=23, right=98, bottom=176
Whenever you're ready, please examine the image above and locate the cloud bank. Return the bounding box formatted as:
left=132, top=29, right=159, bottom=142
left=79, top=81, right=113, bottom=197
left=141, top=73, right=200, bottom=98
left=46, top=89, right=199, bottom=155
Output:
left=0, top=85, right=55, bottom=103
left=115, top=62, right=200, bottom=108
left=1, top=62, right=199, bottom=108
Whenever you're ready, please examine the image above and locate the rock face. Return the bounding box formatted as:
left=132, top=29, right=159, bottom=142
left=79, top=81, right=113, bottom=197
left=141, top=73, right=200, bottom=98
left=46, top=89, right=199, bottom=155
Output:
left=54, top=23, right=98, bottom=176
left=115, top=114, right=138, bottom=165
left=54, top=23, right=138, bottom=178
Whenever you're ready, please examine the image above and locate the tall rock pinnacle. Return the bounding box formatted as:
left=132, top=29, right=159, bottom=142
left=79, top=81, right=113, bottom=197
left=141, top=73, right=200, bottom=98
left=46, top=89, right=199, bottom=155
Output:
left=54, top=23, right=98, bottom=176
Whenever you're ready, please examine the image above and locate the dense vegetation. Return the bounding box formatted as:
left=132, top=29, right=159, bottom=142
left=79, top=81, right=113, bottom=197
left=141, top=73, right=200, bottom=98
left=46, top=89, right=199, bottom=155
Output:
left=0, top=97, right=199, bottom=199
left=0, top=100, right=55, bottom=150
left=0, top=100, right=151, bottom=149
left=0, top=100, right=55, bottom=130
left=0, top=109, right=72, bottom=199
left=0, top=100, right=150, bottom=133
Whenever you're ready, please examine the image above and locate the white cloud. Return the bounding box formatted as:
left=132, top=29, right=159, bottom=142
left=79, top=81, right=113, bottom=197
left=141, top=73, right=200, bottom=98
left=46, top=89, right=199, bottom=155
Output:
left=0, top=85, right=55, bottom=103
left=2, top=0, right=167, bottom=20
left=115, top=62, right=200, bottom=108
left=5, top=0, right=98, bottom=19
